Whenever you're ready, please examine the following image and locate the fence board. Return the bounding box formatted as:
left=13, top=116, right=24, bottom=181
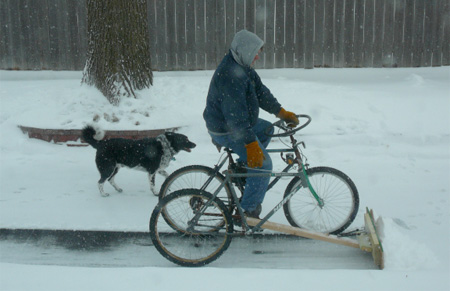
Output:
left=383, top=0, right=395, bottom=67
left=215, top=0, right=226, bottom=61
left=314, top=0, right=325, bottom=67
left=67, top=0, right=83, bottom=70
left=403, top=0, right=414, bottom=67
left=353, top=0, right=364, bottom=67
left=265, top=0, right=275, bottom=69
left=323, top=0, right=334, bottom=67
left=25, top=0, right=42, bottom=69
left=334, top=0, right=345, bottom=68
left=46, top=0, right=59, bottom=69
left=0, top=0, right=10, bottom=68
left=40, top=0, right=52, bottom=69
left=9, top=0, right=24, bottom=69
left=17, top=0, right=29, bottom=69
left=166, top=0, right=177, bottom=70
left=372, top=0, right=384, bottom=67
left=412, top=0, right=426, bottom=67
left=304, top=0, right=314, bottom=68
left=176, top=0, right=187, bottom=69
left=236, top=0, right=246, bottom=31
left=246, top=0, right=256, bottom=32
left=56, top=0, right=70, bottom=70
left=193, top=0, right=205, bottom=70
left=76, top=0, right=87, bottom=69
left=431, top=0, right=443, bottom=66
left=1, top=0, right=448, bottom=71
left=185, top=0, right=196, bottom=69
left=363, top=0, right=374, bottom=67
left=442, top=0, right=450, bottom=66
left=393, top=0, right=405, bottom=67
left=254, top=0, right=266, bottom=69
left=343, top=0, right=355, bottom=67
left=275, top=0, right=285, bottom=68
left=295, top=0, right=305, bottom=68
left=284, top=0, right=295, bottom=68
left=423, top=0, right=434, bottom=67
left=205, top=0, right=216, bottom=69
left=224, top=0, right=234, bottom=51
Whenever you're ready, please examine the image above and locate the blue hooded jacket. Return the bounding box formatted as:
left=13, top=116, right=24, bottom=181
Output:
left=203, top=30, right=282, bottom=145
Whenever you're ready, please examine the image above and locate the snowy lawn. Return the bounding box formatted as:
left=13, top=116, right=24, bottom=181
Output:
left=0, top=68, right=449, bottom=290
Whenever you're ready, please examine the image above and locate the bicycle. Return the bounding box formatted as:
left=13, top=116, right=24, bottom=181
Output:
left=150, top=115, right=360, bottom=267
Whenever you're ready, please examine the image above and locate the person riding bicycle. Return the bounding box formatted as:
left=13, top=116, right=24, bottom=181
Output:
left=203, top=29, right=299, bottom=219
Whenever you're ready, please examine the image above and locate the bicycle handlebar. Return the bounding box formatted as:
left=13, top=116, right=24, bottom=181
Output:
left=265, top=114, right=312, bottom=137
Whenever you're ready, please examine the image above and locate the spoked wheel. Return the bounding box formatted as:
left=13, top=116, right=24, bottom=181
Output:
left=150, top=189, right=233, bottom=267
left=158, top=166, right=235, bottom=232
left=283, top=167, right=359, bottom=235
left=159, top=165, right=233, bottom=205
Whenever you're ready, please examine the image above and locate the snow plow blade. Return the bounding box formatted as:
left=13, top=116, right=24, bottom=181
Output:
left=246, top=207, right=384, bottom=270
left=361, top=207, right=384, bottom=269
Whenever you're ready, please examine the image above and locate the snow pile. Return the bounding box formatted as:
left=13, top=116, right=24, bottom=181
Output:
left=377, top=217, right=439, bottom=270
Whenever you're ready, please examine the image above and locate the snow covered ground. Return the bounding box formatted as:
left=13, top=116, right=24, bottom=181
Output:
left=0, top=67, right=449, bottom=290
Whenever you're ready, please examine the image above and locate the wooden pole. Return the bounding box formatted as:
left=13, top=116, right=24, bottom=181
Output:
left=246, top=217, right=360, bottom=249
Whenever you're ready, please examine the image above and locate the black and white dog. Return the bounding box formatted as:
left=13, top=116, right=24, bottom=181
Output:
left=82, top=126, right=196, bottom=197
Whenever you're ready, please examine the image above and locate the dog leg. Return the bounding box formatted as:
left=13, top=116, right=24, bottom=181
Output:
left=98, top=182, right=110, bottom=197
left=109, top=176, right=123, bottom=193
left=98, top=164, right=117, bottom=197
left=149, top=173, right=159, bottom=196
left=157, top=170, right=169, bottom=178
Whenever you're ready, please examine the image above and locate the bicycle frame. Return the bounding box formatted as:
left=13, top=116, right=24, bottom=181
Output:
left=193, top=134, right=324, bottom=234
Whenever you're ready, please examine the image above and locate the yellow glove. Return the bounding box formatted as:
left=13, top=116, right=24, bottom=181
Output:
left=277, top=108, right=299, bottom=127
left=245, top=141, right=265, bottom=168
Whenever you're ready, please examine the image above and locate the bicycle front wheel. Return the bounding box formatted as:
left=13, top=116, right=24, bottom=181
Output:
left=150, top=189, right=233, bottom=267
left=283, top=167, right=359, bottom=235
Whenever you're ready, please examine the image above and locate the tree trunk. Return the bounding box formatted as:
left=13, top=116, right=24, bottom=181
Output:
left=82, top=0, right=153, bottom=105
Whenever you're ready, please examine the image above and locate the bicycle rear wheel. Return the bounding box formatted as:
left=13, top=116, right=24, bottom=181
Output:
left=159, top=165, right=233, bottom=206
left=159, top=165, right=235, bottom=232
left=283, top=167, right=359, bottom=235
left=150, top=189, right=233, bottom=267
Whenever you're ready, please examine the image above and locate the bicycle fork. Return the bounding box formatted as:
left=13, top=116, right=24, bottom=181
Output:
left=290, top=135, right=324, bottom=208
left=299, top=163, right=324, bottom=208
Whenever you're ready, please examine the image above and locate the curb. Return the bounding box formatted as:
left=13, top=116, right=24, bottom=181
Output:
left=0, top=229, right=151, bottom=249
left=0, top=228, right=283, bottom=249
left=0, top=228, right=287, bottom=240
left=18, top=125, right=179, bottom=146
left=0, top=229, right=304, bottom=257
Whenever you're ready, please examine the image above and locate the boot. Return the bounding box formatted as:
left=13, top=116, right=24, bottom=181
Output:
left=233, top=204, right=262, bottom=227
left=244, top=204, right=262, bottom=219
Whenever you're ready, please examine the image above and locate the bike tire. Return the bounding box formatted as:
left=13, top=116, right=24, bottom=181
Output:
left=283, top=167, right=359, bottom=235
left=150, top=189, right=233, bottom=267
left=159, top=165, right=233, bottom=206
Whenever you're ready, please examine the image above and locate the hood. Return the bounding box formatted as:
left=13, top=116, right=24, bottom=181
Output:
left=230, top=30, right=264, bottom=67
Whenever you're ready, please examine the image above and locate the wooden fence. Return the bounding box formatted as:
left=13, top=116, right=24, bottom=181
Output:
left=1, top=0, right=449, bottom=71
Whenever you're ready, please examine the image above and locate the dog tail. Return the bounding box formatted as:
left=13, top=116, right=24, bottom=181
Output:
left=82, top=125, right=100, bottom=149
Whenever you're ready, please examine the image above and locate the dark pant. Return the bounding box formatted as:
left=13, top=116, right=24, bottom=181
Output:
left=209, top=119, right=273, bottom=212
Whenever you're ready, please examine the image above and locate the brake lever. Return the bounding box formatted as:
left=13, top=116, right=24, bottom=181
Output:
left=277, top=121, right=291, bottom=131
left=294, top=141, right=306, bottom=149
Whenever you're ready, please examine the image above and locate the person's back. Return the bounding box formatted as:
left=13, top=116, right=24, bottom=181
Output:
left=203, top=53, right=250, bottom=136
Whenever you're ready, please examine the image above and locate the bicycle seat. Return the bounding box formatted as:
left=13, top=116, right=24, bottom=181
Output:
left=211, top=138, right=235, bottom=154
